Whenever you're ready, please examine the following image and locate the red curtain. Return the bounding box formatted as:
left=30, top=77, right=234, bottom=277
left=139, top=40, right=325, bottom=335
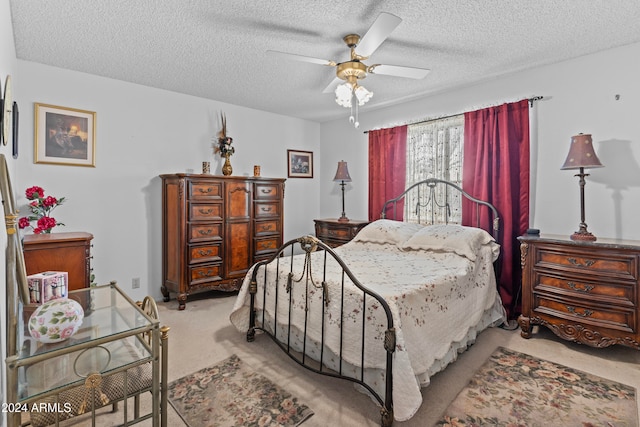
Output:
left=368, top=126, right=407, bottom=221
left=463, top=100, right=530, bottom=319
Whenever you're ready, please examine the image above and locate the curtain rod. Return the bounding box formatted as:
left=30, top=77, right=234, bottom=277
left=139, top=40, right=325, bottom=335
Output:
left=363, top=96, right=544, bottom=134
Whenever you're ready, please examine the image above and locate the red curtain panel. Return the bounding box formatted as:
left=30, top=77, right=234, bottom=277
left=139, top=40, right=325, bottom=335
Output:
left=368, top=125, right=407, bottom=221
left=463, top=100, right=530, bottom=319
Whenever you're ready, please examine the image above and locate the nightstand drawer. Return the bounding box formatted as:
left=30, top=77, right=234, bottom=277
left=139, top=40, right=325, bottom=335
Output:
left=535, top=246, right=638, bottom=281
left=188, top=181, right=223, bottom=200
left=189, top=203, right=223, bottom=221
left=533, top=272, right=634, bottom=307
left=534, top=294, right=635, bottom=333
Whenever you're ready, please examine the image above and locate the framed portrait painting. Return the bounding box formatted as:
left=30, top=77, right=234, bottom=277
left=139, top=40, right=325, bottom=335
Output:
left=34, top=103, right=96, bottom=167
left=287, top=149, right=313, bottom=178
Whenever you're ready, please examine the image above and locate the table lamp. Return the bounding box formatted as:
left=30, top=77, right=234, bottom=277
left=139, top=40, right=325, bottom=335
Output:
left=561, top=133, right=603, bottom=241
left=334, top=161, right=352, bottom=222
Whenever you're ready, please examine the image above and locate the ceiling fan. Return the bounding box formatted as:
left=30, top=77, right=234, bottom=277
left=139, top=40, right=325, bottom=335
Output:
left=268, top=12, right=430, bottom=127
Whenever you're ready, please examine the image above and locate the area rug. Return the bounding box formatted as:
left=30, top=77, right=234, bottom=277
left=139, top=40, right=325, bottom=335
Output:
left=168, top=354, right=314, bottom=426
left=437, top=347, right=638, bottom=427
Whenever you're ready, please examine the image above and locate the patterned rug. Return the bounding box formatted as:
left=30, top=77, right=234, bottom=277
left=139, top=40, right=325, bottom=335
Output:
left=168, top=354, right=314, bottom=426
left=437, top=347, right=638, bottom=427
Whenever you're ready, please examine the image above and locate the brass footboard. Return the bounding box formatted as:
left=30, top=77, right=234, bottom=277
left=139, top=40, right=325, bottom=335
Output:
left=247, top=235, right=396, bottom=427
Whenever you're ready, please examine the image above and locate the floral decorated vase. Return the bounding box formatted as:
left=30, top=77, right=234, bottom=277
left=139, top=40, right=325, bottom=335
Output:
left=28, top=298, right=84, bottom=343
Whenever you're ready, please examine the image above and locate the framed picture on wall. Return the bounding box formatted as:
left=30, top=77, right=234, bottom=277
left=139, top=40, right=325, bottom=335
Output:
left=287, top=149, right=313, bottom=178
left=34, top=103, right=96, bottom=167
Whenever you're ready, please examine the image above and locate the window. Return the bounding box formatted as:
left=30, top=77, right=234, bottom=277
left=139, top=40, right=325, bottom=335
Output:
left=405, top=115, right=464, bottom=223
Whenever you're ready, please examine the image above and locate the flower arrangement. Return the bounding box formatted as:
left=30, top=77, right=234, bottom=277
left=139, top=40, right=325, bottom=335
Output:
left=214, top=112, right=235, bottom=157
left=18, top=186, right=66, bottom=234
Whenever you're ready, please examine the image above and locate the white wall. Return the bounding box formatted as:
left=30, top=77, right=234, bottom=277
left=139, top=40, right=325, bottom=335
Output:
left=14, top=62, right=321, bottom=302
left=320, top=42, right=640, bottom=242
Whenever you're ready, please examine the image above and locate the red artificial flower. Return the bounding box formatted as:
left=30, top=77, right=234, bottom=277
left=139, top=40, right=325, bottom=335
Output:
left=42, top=196, right=58, bottom=207
left=19, top=186, right=66, bottom=234
left=37, top=216, right=57, bottom=232
left=25, top=186, right=45, bottom=200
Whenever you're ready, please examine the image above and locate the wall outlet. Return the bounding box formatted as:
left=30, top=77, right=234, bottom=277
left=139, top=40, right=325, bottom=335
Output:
left=132, top=277, right=140, bottom=289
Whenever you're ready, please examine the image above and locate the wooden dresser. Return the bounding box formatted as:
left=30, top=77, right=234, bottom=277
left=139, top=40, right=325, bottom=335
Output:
left=160, top=174, right=285, bottom=310
left=23, top=231, right=93, bottom=291
left=314, top=218, right=369, bottom=248
left=518, top=234, right=640, bottom=350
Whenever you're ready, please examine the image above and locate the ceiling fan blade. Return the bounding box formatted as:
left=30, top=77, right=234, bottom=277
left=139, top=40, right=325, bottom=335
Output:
left=267, top=50, right=336, bottom=66
left=322, top=77, right=342, bottom=94
left=368, top=64, right=431, bottom=79
left=355, top=12, right=402, bottom=58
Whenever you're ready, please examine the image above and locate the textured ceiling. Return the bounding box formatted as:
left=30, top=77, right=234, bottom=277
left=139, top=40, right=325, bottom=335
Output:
left=9, top=0, right=640, bottom=122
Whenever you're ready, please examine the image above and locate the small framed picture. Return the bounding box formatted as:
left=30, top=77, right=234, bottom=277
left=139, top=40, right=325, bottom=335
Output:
left=287, top=149, right=313, bottom=178
left=34, top=103, right=96, bottom=167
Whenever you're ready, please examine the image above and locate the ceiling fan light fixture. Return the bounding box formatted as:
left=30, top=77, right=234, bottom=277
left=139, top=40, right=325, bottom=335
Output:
left=335, top=82, right=353, bottom=108
left=354, top=85, right=373, bottom=106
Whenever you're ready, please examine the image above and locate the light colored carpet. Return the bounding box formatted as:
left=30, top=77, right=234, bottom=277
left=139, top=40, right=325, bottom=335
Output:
left=86, top=291, right=640, bottom=426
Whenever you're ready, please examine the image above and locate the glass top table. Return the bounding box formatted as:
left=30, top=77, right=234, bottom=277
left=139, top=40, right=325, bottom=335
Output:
left=11, top=283, right=160, bottom=400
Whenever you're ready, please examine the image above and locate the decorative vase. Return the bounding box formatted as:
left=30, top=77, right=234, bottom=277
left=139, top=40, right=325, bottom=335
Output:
left=222, top=153, right=233, bottom=176
left=28, top=298, right=84, bottom=343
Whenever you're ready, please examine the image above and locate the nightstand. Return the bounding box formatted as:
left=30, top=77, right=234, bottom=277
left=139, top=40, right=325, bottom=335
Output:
left=518, top=234, right=640, bottom=350
left=314, top=218, right=369, bottom=248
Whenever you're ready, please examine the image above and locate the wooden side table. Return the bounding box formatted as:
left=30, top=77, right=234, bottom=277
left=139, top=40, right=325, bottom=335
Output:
left=23, top=231, right=93, bottom=292
left=314, top=218, right=369, bottom=248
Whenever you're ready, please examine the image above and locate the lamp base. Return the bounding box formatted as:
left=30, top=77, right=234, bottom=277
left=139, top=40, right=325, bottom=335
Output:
left=570, top=230, right=597, bottom=242
left=338, top=215, right=349, bottom=223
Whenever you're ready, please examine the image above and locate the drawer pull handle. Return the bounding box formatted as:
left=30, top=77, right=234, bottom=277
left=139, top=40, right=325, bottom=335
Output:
left=259, top=224, right=273, bottom=231
left=198, top=187, right=213, bottom=194
left=197, top=269, right=215, bottom=278
left=198, top=229, right=212, bottom=236
left=261, top=206, right=273, bottom=212
left=261, top=188, right=272, bottom=194
left=567, top=258, right=596, bottom=268
left=198, top=249, right=212, bottom=256
left=567, top=282, right=594, bottom=293
left=199, top=208, right=213, bottom=215
left=566, top=306, right=593, bottom=318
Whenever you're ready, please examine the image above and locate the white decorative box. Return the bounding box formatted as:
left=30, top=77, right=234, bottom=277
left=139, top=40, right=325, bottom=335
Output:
left=27, top=271, right=68, bottom=304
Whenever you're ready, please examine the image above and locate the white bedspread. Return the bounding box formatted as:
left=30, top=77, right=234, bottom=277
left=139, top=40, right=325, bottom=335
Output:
left=230, top=239, right=505, bottom=421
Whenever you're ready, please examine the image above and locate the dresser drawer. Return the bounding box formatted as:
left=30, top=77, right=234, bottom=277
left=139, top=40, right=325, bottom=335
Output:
left=189, top=243, right=222, bottom=264
left=254, top=183, right=281, bottom=200
left=188, top=181, right=223, bottom=200
left=188, top=223, right=223, bottom=243
left=189, top=203, right=223, bottom=221
left=254, top=219, right=281, bottom=236
left=533, top=272, right=634, bottom=307
left=534, top=294, right=635, bottom=333
left=189, top=263, right=222, bottom=285
left=255, top=236, right=280, bottom=255
left=255, top=202, right=280, bottom=218
left=535, top=246, right=638, bottom=281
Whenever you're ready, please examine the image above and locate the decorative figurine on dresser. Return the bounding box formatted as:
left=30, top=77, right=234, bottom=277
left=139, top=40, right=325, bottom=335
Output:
left=160, top=174, right=285, bottom=310
left=518, top=234, right=640, bottom=350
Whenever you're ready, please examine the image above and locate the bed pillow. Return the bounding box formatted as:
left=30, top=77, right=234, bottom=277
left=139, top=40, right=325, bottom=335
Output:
left=400, top=224, right=498, bottom=261
left=351, top=219, right=425, bottom=246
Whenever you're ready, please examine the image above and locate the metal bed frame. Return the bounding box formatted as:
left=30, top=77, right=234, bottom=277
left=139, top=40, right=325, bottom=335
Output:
left=245, top=178, right=501, bottom=426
